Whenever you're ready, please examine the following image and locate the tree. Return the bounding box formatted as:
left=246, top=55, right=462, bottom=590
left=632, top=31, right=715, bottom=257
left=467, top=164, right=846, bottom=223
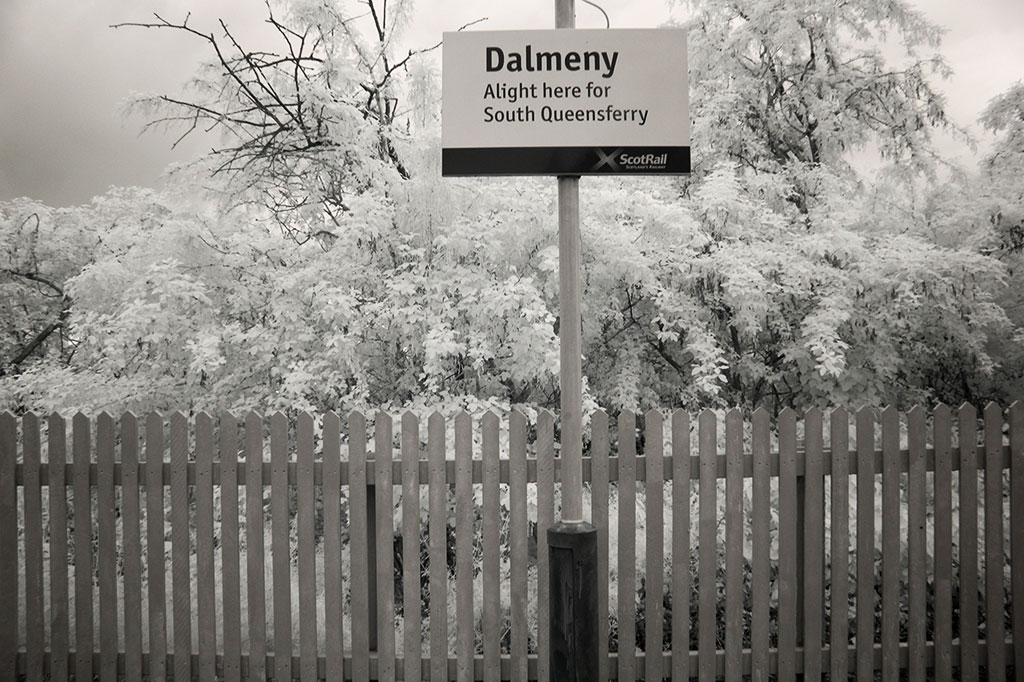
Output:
left=2, top=0, right=1019, bottom=415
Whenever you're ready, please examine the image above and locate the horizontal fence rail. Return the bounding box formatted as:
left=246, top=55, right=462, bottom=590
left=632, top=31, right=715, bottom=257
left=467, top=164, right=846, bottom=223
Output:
left=1, top=404, right=1022, bottom=681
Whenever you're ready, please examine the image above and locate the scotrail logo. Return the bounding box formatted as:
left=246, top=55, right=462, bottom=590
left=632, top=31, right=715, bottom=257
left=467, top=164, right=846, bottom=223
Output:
left=592, top=148, right=669, bottom=172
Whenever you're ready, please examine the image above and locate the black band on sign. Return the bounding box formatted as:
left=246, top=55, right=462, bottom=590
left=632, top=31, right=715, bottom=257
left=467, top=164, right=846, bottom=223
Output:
left=441, top=146, right=691, bottom=176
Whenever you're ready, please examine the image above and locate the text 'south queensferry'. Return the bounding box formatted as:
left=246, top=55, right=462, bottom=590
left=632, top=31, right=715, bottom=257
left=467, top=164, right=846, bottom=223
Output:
left=481, top=45, right=649, bottom=126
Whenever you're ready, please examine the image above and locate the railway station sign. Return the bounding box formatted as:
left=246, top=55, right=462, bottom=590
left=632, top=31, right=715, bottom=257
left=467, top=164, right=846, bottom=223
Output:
left=442, top=28, right=689, bottom=176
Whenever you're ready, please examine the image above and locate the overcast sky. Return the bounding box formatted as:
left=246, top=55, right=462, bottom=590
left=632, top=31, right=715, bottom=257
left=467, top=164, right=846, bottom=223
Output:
left=1, top=0, right=1021, bottom=207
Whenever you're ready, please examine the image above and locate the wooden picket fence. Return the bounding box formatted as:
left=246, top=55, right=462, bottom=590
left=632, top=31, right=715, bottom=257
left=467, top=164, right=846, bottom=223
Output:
left=1, top=404, right=1022, bottom=681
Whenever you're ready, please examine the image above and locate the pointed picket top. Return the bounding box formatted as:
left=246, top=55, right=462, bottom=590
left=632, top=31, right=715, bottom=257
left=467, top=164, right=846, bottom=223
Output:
left=670, top=408, right=688, bottom=434
left=170, top=410, right=189, bottom=423
left=73, top=411, right=90, bottom=425
left=933, top=403, right=951, bottom=421
left=97, top=412, right=116, bottom=444
left=510, top=408, right=528, bottom=429
left=778, top=406, right=797, bottom=421
left=752, top=406, right=770, bottom=433
left=0, top=412, right=15, bottom=464
left=427, top=411, right=445, bottom=434
left=855, top=405, right=874, bottom=419
left=146, top=411, right=164, bottom=432
left=196, top=411, right=214, bottom=431
left=348, top=410, right=367, bottom=440
left=907, top=405, right=925, bottom=432
left=958, top=402, right=977, bottom=418
left=829, top=405, right=848, bottom=421
left=537, top=409, right=555, bottom=429
left=297, top=411, right=315, bottom=429
left=591, top=408, right=608, bottom=430
left=907, top=405, right=926, bottom=441
left=121, top=410, right=138, bottom=423
left=645, top=409, right=664, bottom=438
left=22, top=411, right=39, bottom=431
left=725, top=407, right=742, bottom=427
left=804, top=407, right=823, bottom=452
left=983, top=401, right=1003, bottom=421
left=454, top=410, right=473, bottom=430
left=482, top=410, right=500, bottom=430
left=322, top=411, right=341, bottom=448
left=375, top=410, right=393, bottom=427
left=697, top=408, right=716, bottom=438
left=401, top=410, right=418, bottom=429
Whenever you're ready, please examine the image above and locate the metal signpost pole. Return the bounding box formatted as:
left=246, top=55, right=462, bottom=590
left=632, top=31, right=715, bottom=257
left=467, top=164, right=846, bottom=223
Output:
left=548, top=1, right=599, bottom=680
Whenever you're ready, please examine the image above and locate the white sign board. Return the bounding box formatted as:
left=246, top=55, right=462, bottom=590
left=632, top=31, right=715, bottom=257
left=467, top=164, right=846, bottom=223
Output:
left=442, top=28, right=689, bottom=176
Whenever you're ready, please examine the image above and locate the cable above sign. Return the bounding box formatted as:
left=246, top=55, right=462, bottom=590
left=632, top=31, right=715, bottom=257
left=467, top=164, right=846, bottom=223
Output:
left=442, top=28, right=689, bottom=176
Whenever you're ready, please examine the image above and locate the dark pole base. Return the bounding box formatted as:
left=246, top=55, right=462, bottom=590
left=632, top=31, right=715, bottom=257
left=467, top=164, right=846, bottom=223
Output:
left=548, top=520, right=599, bottom=682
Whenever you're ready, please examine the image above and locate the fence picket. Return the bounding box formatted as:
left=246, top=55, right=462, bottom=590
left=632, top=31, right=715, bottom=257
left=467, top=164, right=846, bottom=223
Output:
left=196, top=412, right=217, bottom=682
left=121, top=413, right=143, bottom=682
left=803, top=408, right=824, bottom=681
left=220, top=413, right=242, bottom=682
left=245, top=412, right=267, bottom=682
left=322, top=412, right=345, bottom=682
left=618, top=410, right=637, bottom=682
left=455, top=412, right=474, bottom=682
left=829, top=408, right=850, bottom=682
left=73, top=412, right=93, bottom=682
left=170, top=412, right=192, bottom=682
left=645, top=410, right=665, bottom=682
left=855, top=407, right=875, bottom=682
left=146, top=413, right=168, bottom=682
left=932, top=406, right=953, bottom=682
left=483, top=412, right=501, bottom=682
left=984, top=403, right=1006, bottom=681
left=270, top=413, right=293, bottom=682
left=724, top=409, right=742, bottom=682
left=670, top=410, right=690, bottom=682
left=401, top=412, right=422, bottom=682
left=907, top=407, right=926, bottom=682
left=23, top=414, right=45, bottom=682
left=0, top=412, right=17, bottom=681
left=297, top=412, right=318, bottom=682
left=427, top=412, right=448, bottom=682
left=777, top=408, right=797, bottom=682
left=591, top=410, right=610, bottom=682
left=375, top=412, right=397, bottom=682
left=509, top=410, right=529, bottom=682
left=959, top=403, right=979, bottom=682
left=349, top=412, right=370, bottom=682
left=881, top=407, right=901, bottom=682
left=750, top=408, right=770, bottom=682
left=537, top=411, right=554, bottom=682
left=697, top=409, right=716, bottom=682
left=97, top=412, right=118, bottom=682
left=47, top=413, right=70, bottom=682
left=1012, top=402, right=1024, bottom=678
